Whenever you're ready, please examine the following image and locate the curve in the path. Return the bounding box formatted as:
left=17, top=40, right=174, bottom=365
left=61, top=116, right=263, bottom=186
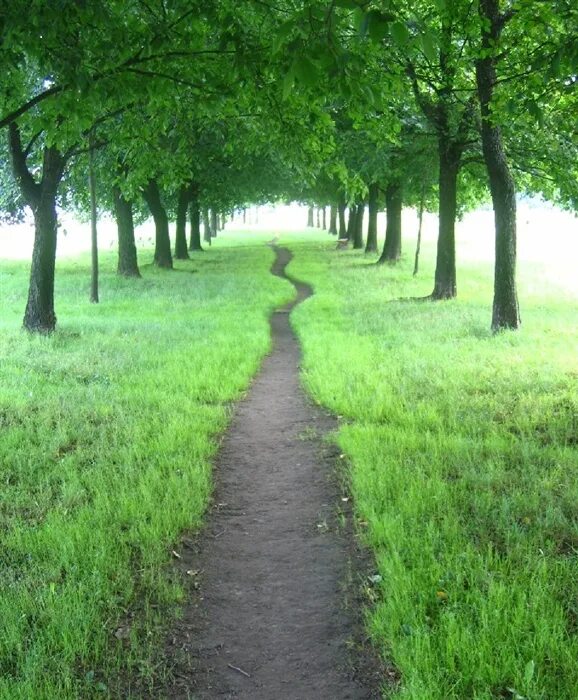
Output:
left=164, top=246, right=375, bottom=699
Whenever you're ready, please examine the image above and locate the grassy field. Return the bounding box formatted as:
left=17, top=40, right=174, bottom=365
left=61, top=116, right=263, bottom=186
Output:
left=286, top=227, right=578, bottom=699
left=0, top=238, right=292, bottom=699
left=2, top=216, right=577, bottom=699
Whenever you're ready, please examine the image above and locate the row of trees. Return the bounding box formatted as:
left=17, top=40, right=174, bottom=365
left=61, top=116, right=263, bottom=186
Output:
left=1, top=0, right=576, bottom=332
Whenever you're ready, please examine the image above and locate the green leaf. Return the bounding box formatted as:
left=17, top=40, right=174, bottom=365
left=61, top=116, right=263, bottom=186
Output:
left=366, top=10, right=395, bottom=42
left=524, top=660, right=535, bottom=685
left=391, top=21, right=410, bottom=46
left=420, top=31, right=437, bottom=63
left=333, top=0, right=361, bottom=8
left=294, top=56, right=320, bottom=89
left=282, top=66, right=295, bottom=100
left=527, top=100, right=544, bottom=127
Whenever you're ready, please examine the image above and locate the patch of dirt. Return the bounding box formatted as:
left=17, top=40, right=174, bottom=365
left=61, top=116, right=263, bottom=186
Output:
left=159, top=246, right=384, bottom=699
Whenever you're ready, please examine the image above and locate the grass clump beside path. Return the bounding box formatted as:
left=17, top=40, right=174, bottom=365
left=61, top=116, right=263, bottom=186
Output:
left=286, top=233, right=578, bottom=699
left=0, top=239, right=292, bottom=699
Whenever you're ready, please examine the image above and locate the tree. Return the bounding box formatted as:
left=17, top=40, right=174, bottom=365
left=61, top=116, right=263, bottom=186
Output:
left=142, top=180, right=173, bottom=269
left=379, top=181, right=403, bottom=263
left=7, top=124, right=68, bottom=331
left=476, top=0, right=520, bottom=331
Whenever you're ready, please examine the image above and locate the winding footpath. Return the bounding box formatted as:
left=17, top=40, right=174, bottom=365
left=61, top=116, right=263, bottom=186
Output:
left=163, top=246, right=376, bottom=699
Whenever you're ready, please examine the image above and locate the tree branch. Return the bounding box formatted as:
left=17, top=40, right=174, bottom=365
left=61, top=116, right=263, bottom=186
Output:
left=7, top=123, right=40, bottom=206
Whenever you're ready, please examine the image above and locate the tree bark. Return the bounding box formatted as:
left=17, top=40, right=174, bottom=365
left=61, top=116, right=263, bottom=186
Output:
left=365, top=183, right=379, bottom=253
left=329, top=205, right=338, bottom=235
left=307, top=206, right=314, bottom=227
left=210, top=209, right=218, bottom=238
left=338, top=197, right=347, bottom=238
left=88, top=140, right=99, bottom=303
left=174, top=184, right=191, bottom=259
left=353, top=202, right=365, bottom=249
left=202, top=207, right=212, bottom=244
left=379, top=182, right=403, bottom=263
left=413, top=188, right=425, bottom=276
left=431, top=138, right=459, bottom=297
left=8, top=123, right=66, bottom=332
left=476, top=0, right=520, bottom=331
left=316, top=207, right=321, bottom=228
left=322, top=206, right=327, bottom=230
left=142, top=179, right=173, bottom=269
left=113, top=186, right=140, bottom=277
left=345, top=206, right=356, bottom=242
left=189, top=188, right=203, bottom=251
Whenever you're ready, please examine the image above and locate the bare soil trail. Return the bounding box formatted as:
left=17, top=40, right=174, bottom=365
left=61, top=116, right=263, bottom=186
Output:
left=163, top=246, right=380, bottom=699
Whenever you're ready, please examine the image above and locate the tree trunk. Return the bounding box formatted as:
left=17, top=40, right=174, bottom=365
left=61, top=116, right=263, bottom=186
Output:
left=345, top=206, right=356, bottom=242
left=413, top=188, right=425, bottom=276
left=307, top=206, right=314, bottom=227
left=8, top=124, right=66, bottom=332
left=24, top=199, right=59, bottom=331
left=315, top=207, right=321, bottom=228
left=431, top=139, right=459, bottom=297
left=142, top=180, right=173, bottom=269
left=174, top=184, right=191, bottom=260
left=113, top=187, right=140, bottom=277
left=210, top=209, right=218, bottom=238
left=365, top=183, right=379, bottom=253
left=338, top=197, right=347, bottom=238
left=329, top=205, right=338, bottom=235
left=476, top=0, right=520, bottom=331
left=203, top=208, right=212, bottom=244
left=322, top=206, right=327, bottom=230
left=379, top=182, right=403, bottom=263
left=88, top=140, right=99, bottom=303
left=353, top=202, right=365, bottom=249
left=189, top=189, right=203, bottom=251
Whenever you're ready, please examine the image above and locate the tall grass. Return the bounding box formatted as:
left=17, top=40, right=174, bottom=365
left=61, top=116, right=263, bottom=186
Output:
left=286, top=232, right=578, bottom=699
left=0, top=241, right=292, bottom=699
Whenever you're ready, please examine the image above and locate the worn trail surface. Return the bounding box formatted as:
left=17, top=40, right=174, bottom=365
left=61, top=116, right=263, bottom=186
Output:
left=164, top=246, right=376, bottom=699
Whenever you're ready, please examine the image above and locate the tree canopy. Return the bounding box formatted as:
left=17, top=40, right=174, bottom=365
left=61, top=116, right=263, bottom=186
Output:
left=1, top=0, right=576, bottom=331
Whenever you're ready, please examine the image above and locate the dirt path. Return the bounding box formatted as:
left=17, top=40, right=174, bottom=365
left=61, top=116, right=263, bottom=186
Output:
left=163, top=246, right=378, bottom=699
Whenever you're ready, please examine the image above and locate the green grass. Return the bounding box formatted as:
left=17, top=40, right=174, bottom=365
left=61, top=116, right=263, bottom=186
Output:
left=284, top=232, right=578, bottom=699
left=0, top=239, right=292, bottom=699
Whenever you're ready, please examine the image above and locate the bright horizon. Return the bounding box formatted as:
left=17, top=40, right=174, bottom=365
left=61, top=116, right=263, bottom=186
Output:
left=1, top=200, right=577, bottom=297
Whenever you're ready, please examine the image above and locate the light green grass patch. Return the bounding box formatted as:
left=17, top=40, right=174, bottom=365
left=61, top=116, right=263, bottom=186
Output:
left=285, top=233, right=578, bottom=699
left=0, top=241, right=292, bottom=699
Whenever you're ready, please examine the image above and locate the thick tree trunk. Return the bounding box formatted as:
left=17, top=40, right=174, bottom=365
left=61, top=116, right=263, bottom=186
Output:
left=24, top=199, right=59, bottom=331
left=477, top=0, right=520, bottom=331
left=203, top=208, right=212, bottom=244
left=174, top=184, right=191, bottom=260
left=8, top=125, right=66, bottom=332
left=142, top=180, right=173, bottom=269
left=353, top=203, right=365, bottom=249
left=316, top=207, right=321, bottom=228
left=322, top=206, right=327, bottom=230
left=329, top=205, right=338, bottom=235
left=88, top=142, right=99, bottom=303
left=345, top=206, right=356, bottom=242
left=431, top=140, right=459, bottom=297
left=338, top=198, right=347, bottom=238
left=379, top=182, right=403, bottom=263
left=113, top=187, right=140, bottom=277
left=307, top=206, right=314, bottom=227
left=365, top=183, right=379, bottom=253
left=189, top=189, right=203, bottom=251
left=413, top=188, right=425, bottom=276
left=210, top=209, right=218, bottom=238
